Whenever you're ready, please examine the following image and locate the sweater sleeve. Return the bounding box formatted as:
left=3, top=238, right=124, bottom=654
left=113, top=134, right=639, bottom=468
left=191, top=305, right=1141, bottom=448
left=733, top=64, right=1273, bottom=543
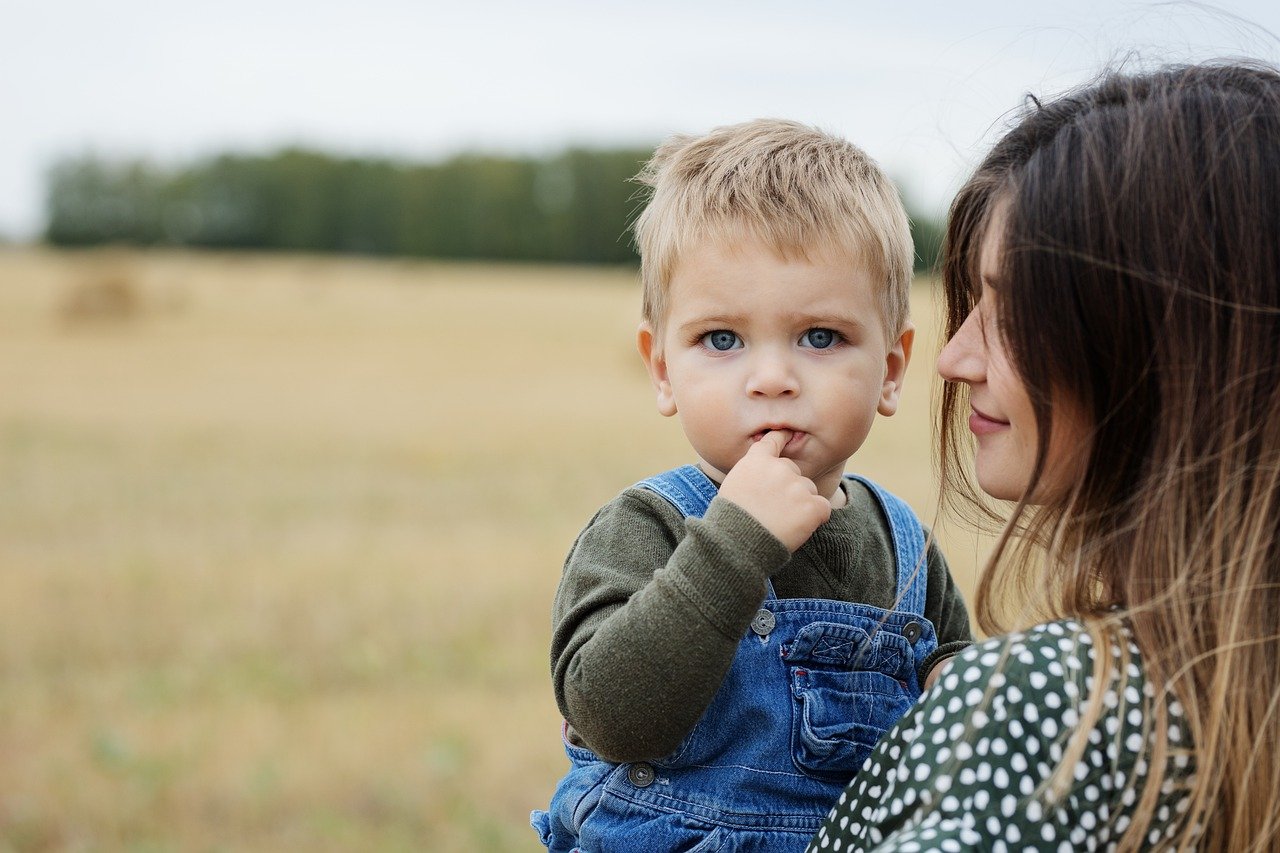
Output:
left=551, top=489, right=791, bottom=763
left=919, top=539, right=974, bottom=680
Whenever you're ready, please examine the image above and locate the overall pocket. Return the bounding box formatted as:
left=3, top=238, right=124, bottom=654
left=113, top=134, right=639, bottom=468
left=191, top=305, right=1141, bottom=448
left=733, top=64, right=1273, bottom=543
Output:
left=538, top=730, right=616, bottom=850
left=784, top=622, right=915, bottom=779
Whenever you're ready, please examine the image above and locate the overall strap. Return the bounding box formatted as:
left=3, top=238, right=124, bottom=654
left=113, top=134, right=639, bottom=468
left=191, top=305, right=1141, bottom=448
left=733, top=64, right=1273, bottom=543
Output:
left=635, top=464, right=720, bottom=519
left=637, top=465, right=787, bottom=603
left=845, top=475, right=928, bottom=616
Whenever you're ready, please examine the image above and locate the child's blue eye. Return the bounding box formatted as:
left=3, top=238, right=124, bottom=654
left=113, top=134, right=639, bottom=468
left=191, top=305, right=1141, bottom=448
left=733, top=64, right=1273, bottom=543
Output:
left=702, top=330, right=741, bottom=351
left=801, top=328, right=839, bottom=349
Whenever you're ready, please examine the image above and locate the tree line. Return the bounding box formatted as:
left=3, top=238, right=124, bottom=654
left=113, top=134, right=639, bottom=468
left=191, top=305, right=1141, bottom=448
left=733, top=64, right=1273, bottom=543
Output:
left=44, top=148, right=944, bottom=270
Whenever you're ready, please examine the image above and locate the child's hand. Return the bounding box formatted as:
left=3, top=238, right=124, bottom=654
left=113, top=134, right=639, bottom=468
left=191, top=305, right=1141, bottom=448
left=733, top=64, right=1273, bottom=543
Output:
left=717, top=430, right=832, bottom=552
left=923, top=655, right=955, bottom=691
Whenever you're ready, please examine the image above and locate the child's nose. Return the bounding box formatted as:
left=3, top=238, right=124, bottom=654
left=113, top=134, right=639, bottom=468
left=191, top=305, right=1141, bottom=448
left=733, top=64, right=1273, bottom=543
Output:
left=746, top=350, right=799, bottom=397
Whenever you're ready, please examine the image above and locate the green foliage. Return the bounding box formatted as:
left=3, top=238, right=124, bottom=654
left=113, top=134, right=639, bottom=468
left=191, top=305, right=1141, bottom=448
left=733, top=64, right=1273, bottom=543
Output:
left=909, top=211, right=945, bottom=274
left=44, top=148, right=943, bottom=270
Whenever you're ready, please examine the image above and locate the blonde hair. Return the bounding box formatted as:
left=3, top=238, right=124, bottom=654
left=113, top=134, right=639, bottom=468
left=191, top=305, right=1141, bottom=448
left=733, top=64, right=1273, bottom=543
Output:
left=632, top=119, right=912, bottom=338
left=942, top=63, right=1280, bottom=850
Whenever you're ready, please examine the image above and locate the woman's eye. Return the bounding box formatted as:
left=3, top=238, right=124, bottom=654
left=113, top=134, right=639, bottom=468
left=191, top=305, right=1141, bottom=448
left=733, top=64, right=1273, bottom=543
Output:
left=801, top=328, right=839, bottom=349
left=701, top=330, right=741, bottom=351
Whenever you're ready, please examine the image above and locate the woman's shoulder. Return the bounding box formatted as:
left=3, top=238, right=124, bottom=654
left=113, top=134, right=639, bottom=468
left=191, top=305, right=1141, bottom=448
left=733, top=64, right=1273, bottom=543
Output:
left=811, top=618, right=1194, bottom=851
left=940, top=618, right=1107, bottom=699
left=925, top=618, right=1161, bottom=764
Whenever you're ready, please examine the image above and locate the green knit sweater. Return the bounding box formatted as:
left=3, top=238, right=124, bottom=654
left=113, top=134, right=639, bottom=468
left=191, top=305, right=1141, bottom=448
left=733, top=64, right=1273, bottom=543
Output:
left=550, top=475, right=974, bottom=763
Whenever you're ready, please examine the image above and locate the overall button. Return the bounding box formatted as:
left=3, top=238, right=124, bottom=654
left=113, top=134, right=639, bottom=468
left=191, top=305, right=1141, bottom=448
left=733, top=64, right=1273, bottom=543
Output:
left=627, top=763, right=655, bottom=788
left=750, top=609, right=776, bottom=637
left=903, top=621, right=922, bottom=644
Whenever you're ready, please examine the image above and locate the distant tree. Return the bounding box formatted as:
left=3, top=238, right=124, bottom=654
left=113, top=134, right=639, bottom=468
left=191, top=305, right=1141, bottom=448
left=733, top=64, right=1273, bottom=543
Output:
left=46, top=158, right=167, bottom=245
left=910, top=213, right=945, bottom=274
left=44, top=147, right=942, bottom=272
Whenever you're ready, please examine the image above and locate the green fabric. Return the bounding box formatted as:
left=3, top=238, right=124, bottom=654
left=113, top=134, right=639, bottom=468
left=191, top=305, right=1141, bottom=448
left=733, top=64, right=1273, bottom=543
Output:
left=808, top=619, right=1196, bottom=851
left=550, top=476, right=974, bottom=763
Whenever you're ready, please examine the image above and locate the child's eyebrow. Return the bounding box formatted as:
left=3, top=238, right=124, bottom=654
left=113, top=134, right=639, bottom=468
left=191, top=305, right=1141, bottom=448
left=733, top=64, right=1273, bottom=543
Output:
left=676, top=311, right=872, bottom=333
left=675, top=313, right=749, bottom=333
left=784, top=310, right=870, bottom=329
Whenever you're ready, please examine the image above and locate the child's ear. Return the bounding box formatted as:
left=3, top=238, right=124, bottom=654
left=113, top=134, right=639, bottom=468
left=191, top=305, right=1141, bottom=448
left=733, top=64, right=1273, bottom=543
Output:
left=877, top=322, right=914, bottom=416
left=637, top=322, right=678, bottom=417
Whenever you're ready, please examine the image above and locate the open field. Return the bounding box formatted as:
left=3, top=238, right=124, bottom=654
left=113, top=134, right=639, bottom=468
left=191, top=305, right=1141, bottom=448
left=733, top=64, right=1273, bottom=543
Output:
left=0, top=247, right=985, bottom=851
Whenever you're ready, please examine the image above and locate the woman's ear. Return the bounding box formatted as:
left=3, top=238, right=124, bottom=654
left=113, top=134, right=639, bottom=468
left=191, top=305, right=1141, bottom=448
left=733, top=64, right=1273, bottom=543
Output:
left=637, top=323, right=677, bottom=417
left=877, top=323, right=915, bottom=416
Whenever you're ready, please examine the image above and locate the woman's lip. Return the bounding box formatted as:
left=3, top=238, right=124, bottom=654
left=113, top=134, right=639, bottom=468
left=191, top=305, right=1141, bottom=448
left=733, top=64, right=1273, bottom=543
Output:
left=968, top=407, right=1009, bottom=435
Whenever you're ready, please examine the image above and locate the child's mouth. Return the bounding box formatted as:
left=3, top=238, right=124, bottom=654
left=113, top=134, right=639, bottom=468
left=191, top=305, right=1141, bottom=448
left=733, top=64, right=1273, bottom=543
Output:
left=752, top=428, right=806, bottom=449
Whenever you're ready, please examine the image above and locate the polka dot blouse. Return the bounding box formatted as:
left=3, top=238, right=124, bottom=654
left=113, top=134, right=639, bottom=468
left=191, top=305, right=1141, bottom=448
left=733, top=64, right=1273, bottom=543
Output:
left=808, top=620, right=1195, bottom=852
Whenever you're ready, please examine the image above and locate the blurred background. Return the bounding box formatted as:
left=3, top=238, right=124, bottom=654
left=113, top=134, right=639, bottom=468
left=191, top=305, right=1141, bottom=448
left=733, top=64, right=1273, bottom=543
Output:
left=3, top=2, right=1278, bottom=850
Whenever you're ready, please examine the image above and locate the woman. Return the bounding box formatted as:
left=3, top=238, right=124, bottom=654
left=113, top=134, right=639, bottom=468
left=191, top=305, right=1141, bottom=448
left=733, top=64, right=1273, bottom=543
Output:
left=810, top=63, right=1280, bottom=851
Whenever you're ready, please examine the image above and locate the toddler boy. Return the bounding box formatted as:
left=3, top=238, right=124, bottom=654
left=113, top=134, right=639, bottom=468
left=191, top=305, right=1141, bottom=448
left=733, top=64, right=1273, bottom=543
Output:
left=532, top=119, right=972, bottom=853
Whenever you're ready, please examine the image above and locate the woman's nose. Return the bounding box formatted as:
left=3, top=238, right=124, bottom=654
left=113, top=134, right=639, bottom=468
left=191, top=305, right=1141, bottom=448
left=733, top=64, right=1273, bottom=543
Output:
left=936, top=307, right=986, bottom=384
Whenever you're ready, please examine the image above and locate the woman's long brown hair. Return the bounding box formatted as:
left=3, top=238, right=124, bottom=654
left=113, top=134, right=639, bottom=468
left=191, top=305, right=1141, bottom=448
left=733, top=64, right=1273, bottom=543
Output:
left=940, top=63, right=1280, bottom=850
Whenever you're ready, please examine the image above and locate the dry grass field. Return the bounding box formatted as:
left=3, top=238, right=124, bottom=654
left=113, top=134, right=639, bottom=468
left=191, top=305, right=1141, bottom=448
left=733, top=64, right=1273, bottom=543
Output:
left=0, top=247, right=985, bottom=851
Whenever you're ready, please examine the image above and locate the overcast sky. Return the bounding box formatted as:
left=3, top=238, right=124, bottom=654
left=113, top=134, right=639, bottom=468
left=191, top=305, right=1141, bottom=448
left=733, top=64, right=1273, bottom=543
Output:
left=4, top=0, right=1279, bottom=240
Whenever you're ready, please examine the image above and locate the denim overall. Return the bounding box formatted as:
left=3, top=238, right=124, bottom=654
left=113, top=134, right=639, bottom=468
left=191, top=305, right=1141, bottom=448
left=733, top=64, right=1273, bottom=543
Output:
left=532, top=465, right=937, bottom=853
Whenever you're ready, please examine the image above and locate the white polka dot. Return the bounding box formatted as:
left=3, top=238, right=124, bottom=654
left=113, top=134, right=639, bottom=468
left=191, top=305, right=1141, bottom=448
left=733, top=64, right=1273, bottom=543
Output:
left=1001, top=794, right=1017, bottom=817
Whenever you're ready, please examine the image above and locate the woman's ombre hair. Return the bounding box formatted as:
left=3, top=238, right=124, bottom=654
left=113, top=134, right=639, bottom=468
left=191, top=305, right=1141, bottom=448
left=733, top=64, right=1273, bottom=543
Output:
left=941, top=63, right=1280, bottom=850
